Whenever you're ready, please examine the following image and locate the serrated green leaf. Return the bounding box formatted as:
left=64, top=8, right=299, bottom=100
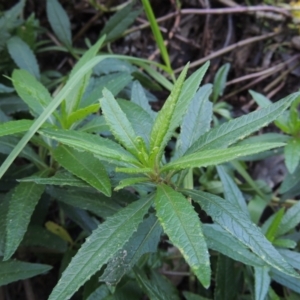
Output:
left=271, top=269, right=300, bottom=294
left=78, top=116, right=109, bottom=133
left=175, top=84, right=213, bottom=159
left=0, top=136, right=46, bottom=169
left=265, top=208, right=285, bottom=242
left=114, top=177, right=149, bottom=191
left=100, top=3, right=141, bottom=42
left=66, top=36, right=105, bottom=114
left=214, top=254, right=237, bottom=300
left=81, top=72, right=132, bottom=108
left=118, top=99, right=153, bottom=147
left=100, top=214, right=162, bottom=285
left=186, top=92, right=300, bottom=154
left=184, top=189, right=299, bottom=278
left=216, top=166, right=249, bottom=216
left=203, top=224, right=265, bottom=267
left=284, top=138, right=300, bottom=174
left=53, top=145, right=111, bottom=196
left=19, top=170, right=90, bottom=187
left=0, top=94, right=28, bottom=114
left=150, top=65, right=189, bottom=164
left=4, top=181, right=45, bottom=260
left=134, top=267, right=170, bottom=300
left=279, top=164, right=300, bottom=194
left=101, top=89, right=140, bottom=158
left=66, top=104, right=99, bottom=128
left=255, top=266, right=271, bottom=300
left=7, top=36, right=40, bottom=79
left=0, top=0, right=25, bottom=32
left=277, top=201, right=300, bottom=236
left=131, top=81, right=156, bottom=119
left=59, top=202, right=97, bottom=234
left=162, top=143, right=284, bottom=172
left=39, top=127, right=140, bottom=167
left=278, top=249, right=300, bottom=270
left=0, top=120, right=34, bottom=137
left=21, top=225, right=68, bottom=252
left=46, top=0, right=72, bottom=48
left=212, top=63, right=230, bottom=102
left=47, top=186, right=120, bottom=219
left=12, top=69, right=56, bottom=123
left=48, top=194, right=153, bottom=300
left=0, top=260, right=52, bottom=286
left=155, top=185, right=211, bottom=288
left=249, top=90, right=272, bottom=108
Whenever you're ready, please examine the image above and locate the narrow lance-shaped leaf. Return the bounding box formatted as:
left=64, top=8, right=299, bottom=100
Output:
left=277, top=200, right=300, bottom=236
left=175, top=84, right=213, bottom=159
left=149, top=64, right=189, bottom=164
left=212, top=63, right=230, bottom=102
left=255, top=266, right=271, bottom=300
left=7, top=36, right=40, bottom=79
left=4, top=181, right=45, bottom=260
left=184, top=189, right=299, bottom=278
left=203, top=224, right=265, bottom=267
left=217, top=165, right=249, bottom=216
left=186, top=92, right=300, bottom=154
left=101, top=89, right=141, bottom=158
left=0, top=120, right=34, bottom=138
left=0, top=260, right=52, bottom=286
left=53, top=145, right=111, bottom=196
left=155, top=185, right=211, bottom=288
left=48, top=194, right=153, bottom=300
left=39, top=127, right=140, bottom=167
left=46, top=0, right=72, bottom=48
left=214, top=254, right=237, bottom=300
left=284, top=138, right=300, bottom=174
left=162, top=143, right=285, bottom=172
left=12, top=69, right=56, bottom=124
left=99, top=214, right=162, bottom=285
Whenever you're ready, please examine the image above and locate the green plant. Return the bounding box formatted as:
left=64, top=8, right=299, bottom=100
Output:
left=1, top=32, right=300, bottom=297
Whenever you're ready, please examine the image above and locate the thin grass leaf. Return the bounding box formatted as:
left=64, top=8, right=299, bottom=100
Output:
left=141, top=0, right=171, bottom=73
left=155, top=185, right=211, bottom=288
left=0, top=260, right=52, bottom=286
left=184, top=189, right=299, bottom=278
left=53, top=145, right=111, bottom=196
left=162, top=143, right=284, bottom=172
left=7, top=36, right=40, bottom=79
left=101, top=89, right=140, bottom=158
left=48, top=194, right=153, bottom=300
left=39, top=127, right=139, bottom=167
left=265, top=208, right=285, bottom=242
left=46, top=0, right=72, bottom=48
left=186, top=92, right=300, bottom=154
